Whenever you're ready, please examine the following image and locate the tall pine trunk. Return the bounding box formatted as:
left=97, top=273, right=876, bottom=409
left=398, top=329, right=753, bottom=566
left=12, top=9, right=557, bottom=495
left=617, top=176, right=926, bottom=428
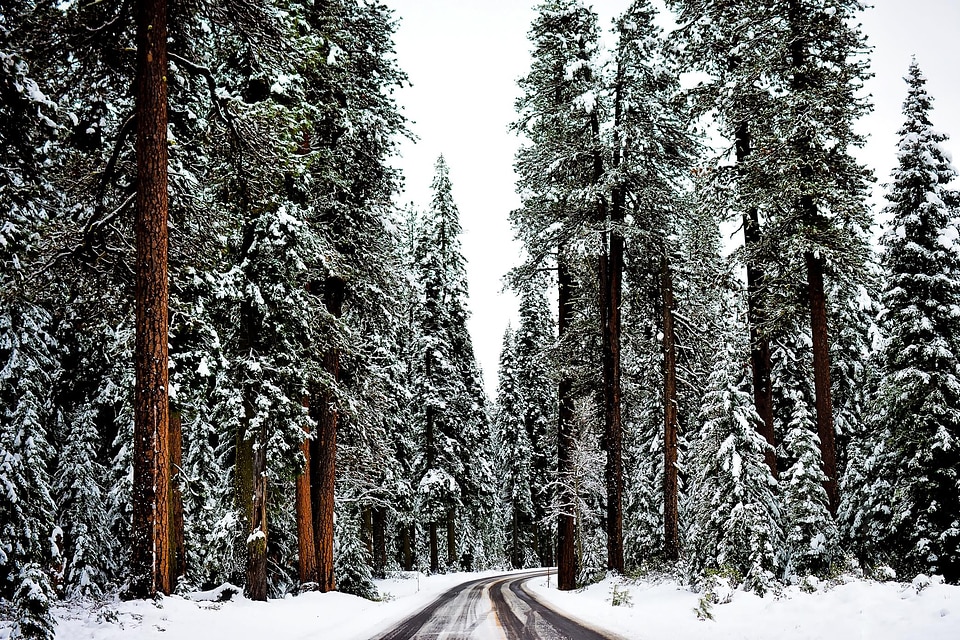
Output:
left=372, top=507, right=387, bottom=579
left=602, top=74, right=625, bottom=573
left=557, top=247, right=577, bottom=590
left=131, top=0, right=171, bottom=599
left=789, top=0, right=838, bottom=514
left=736, top=122, right=778, bottom=477
left=662, top=256, right=680, bottom=562
left=312, top=276, right=346, bottom=592
left=245, top=418, right=269, bottom=601
left=806, top=251, right=839, bottom=513
left=296, top=409, right=318, bottom=587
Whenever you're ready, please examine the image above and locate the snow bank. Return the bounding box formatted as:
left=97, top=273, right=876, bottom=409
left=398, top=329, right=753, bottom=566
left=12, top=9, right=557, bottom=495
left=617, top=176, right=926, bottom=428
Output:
left=527, top=573, right=960, bottom=640
left=13, top=571, right=503, bottom=640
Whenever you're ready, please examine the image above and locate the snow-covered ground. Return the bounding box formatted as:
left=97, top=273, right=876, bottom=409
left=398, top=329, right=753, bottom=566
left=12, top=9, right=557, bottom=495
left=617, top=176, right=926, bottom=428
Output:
left=528, top=573, right=960, bottom=640
left=2, top=571, right=501, bottom=640
left=4, top=570, right=958, bottom=639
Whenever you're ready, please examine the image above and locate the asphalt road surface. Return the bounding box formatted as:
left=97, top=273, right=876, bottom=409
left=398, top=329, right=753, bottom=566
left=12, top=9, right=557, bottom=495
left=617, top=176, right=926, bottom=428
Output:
left=372, top=571, right=624, bottom=640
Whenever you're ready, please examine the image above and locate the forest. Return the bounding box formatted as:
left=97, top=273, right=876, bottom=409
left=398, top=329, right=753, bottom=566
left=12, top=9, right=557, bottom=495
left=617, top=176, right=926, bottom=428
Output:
left=1, top=1, right=959, bottom=639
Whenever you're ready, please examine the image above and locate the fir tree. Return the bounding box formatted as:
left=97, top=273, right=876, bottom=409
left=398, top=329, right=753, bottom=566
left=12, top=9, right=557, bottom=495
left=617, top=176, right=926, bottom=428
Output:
left=686, top=335, right=781, bottom=594
left=495, top=327, right=536, bottom=568
left=872, top=61, right=960, bottom=582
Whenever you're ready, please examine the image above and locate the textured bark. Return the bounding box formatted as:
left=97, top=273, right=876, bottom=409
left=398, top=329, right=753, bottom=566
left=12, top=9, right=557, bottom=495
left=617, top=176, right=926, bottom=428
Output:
left=557, top=249, right=577, bottom=591
left=446, top=507, right=457, bottom=569
left=130, top=0, right=170, bottom=599
left=736, top=122, right=778, bottom=477
left=510, top=510, right=522, bottom=569
left=662, top=258, right=680, bottom=562
left=245, top=423, right=269, bottom=601
left=168, top=408, right=184, bottom=588
left=312, top=276, right=345, bottom=593
left=806, top=251, right=839, bottom=514
left=296, top=411, right=317, bottom=586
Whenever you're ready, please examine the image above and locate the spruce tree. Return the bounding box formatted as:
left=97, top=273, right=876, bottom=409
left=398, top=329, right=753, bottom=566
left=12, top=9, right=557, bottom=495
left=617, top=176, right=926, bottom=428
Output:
left=495, top=327, right=536, bottom=568
left=873, top=61, right=960, bottom=582
left=686, top=334, right=781, bottom=594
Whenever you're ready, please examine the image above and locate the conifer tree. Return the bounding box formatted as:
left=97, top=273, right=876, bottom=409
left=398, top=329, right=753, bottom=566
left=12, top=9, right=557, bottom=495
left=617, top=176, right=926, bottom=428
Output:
left=412, top=157, right=495, bottom=573
left=872, top=61, right=960, bottom=582
left=513, top=281, right=557, bottom=567
left=512, top=0, right=603, bottom=590
left=495, top=327, right=536, bottom=568
left=686, top=334, right=781, bottom=593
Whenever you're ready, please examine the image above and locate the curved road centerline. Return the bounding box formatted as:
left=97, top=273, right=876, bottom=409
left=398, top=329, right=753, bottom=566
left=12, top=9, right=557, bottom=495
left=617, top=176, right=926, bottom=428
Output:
left=372, top=571, right=623, bottom=640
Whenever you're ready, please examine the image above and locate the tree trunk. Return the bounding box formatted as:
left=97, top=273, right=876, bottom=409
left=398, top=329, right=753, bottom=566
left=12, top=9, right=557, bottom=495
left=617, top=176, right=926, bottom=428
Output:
left=168, top=407, right=184, bottom=589
left=662, top=257, right=680, bottom=562
left=736, top=122, right=778, bottom=477
left=245, top=422, right=269, bottom=601
left=446, top=507, right=456, bottom=569
left=312, top=277, right=346, bottom=593
left=511, top=509, right=521, bottom=569
left=372, top=507, right=387, bottom=579
left=788, top=0, right=839, bottom=515
left=806, top=251, right=839, bottom=514
left=429, top=522, right=439, bottom=573
left=557, top=248, right=577, bottom=590
left=296, top=411, right=318, bottom=587
left=130, top=0, right=170, bottom=599
left=602, top=74, right=625, bottom=572
left=402, top=523, right=413, bottom=572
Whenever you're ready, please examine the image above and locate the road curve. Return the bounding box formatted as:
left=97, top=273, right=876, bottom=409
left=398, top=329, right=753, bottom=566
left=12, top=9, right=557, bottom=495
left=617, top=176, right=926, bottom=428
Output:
left=371, top=570, right=623, bottom=640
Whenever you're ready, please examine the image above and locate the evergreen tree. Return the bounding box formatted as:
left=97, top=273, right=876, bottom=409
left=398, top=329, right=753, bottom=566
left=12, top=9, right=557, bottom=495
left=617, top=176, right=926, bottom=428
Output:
left=495, top=327, right=536, bottom=568
left=670, top=0, right=874, bottom=514
left=513, top=281, right=557, bottom=567
left=686, top=334, right=781, bottom=594
left=872, top=61, right=960, bottom=582
left=512, top=0, right=603, bottom=590
left=412, top=157, right=495, bottom=573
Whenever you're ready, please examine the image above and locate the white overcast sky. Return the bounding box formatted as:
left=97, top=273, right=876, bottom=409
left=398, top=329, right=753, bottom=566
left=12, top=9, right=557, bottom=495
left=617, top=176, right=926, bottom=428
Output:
left=383, top=0, right=960, bottom=397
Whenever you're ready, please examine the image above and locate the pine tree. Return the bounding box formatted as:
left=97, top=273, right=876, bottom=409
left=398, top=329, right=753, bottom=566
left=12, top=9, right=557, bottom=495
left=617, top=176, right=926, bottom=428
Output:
left=686, top=335, right=781, bottom=594
left=511, top=280, right=557, bottom=567
left=781, top=410, right=839, bottom=579
left=872, top=61, right=960, bottom=583
left=411, top=157, right=495, bottom=573
left=670, top=0, right=874, bottom=514
left=512, top=0, right=603, bottom=590
left=495, top=327, right=536, bottom=568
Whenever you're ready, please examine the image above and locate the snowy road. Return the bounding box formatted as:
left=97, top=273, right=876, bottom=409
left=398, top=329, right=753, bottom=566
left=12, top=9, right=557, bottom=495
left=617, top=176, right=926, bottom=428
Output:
left=372, top=570, right=623, bottom=640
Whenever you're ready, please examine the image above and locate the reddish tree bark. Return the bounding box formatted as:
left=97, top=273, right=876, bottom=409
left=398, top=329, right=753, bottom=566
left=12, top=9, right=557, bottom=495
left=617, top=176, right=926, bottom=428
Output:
left=662, top=258, right=680, bottom=562
left=169, top=408, right=184, bottom=588
left=557, top=249, right=577, bottom=591
left=789, top=0, right=839, bottom=514
left=296, top=412, right=318, bottom=587
left=312, top=276, right=346, bottom=592
left=130, top=0, right=171, bottom=599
